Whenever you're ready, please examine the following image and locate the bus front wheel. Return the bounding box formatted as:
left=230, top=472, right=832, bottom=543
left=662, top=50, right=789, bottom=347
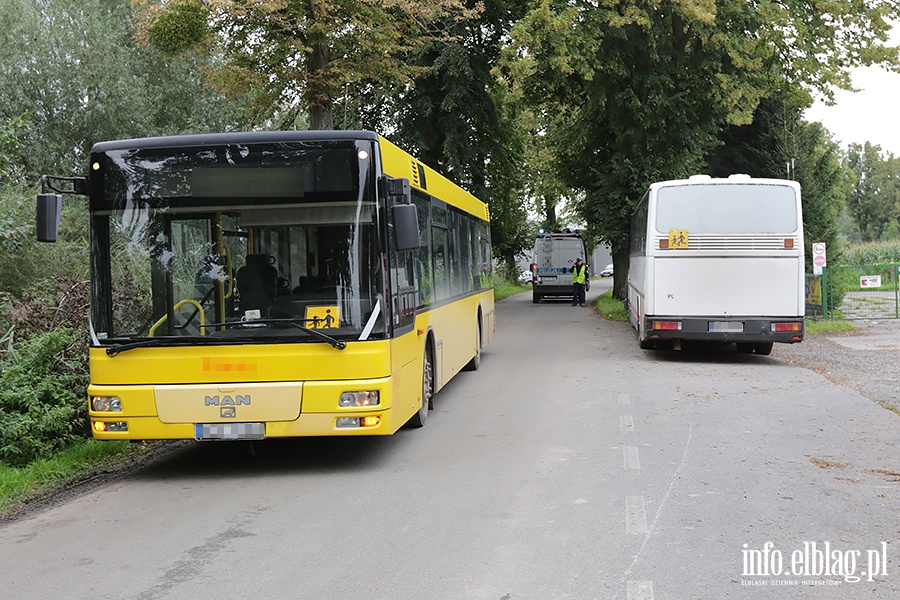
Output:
left=409, top=344, right=434, bottom=428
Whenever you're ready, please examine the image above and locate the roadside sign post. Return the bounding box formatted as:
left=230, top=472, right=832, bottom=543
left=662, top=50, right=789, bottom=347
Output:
left=812, top=243, right=827, bottom=317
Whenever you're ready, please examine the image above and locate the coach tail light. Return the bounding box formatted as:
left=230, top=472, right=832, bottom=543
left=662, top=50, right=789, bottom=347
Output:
left=772, top=322, right=802, bottom=333
left=650, top=320, right=682, bottom=331
left=339, top=391, right=380, bottom=408
left=91, top=395, right=122, bottom=412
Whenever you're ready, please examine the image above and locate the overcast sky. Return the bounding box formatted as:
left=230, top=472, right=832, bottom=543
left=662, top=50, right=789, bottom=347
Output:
left=803, top=24, right=900, bottom=157
left=804, top=63, right=900, bottom=157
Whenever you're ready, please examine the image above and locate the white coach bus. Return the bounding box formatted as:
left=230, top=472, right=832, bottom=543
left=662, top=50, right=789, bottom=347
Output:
left=627, top=175, right=804, bottom=354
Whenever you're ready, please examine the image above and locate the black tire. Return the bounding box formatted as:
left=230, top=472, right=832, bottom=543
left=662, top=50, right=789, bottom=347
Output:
left=637, top=321, right=655, bottom=350
left=462, top=319, right=482, bottom=371
left=408, top=344, right=433, bottom=428
left=532, top=291, right=541, bottom=303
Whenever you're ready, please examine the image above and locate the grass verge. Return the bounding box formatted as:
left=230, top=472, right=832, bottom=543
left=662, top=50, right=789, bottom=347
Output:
left=595, top=290, right=629, bottom=322
left=494, top=282, right=530, bottom=301
left=0, top=439, right=152, bottom=514
left=805, top=319, right=856, bottom=334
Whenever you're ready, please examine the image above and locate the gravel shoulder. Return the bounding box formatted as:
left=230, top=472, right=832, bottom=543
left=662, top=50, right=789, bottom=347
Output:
left=772, top=319, right=900, bottom=410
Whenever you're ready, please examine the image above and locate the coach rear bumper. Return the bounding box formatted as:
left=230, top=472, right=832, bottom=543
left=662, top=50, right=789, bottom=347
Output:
left=643, top=316, right=804, bottom=344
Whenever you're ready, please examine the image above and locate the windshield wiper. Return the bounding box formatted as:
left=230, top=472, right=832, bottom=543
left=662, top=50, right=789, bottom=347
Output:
left=101, top=319, right=347, bottom=356
left=103, top=336, right=211, bottom=356
left=104, top=338, right=162, bottom=356
left=216, top=318, right=347, bottom=350
left=283, top=321, right=347, bottom=349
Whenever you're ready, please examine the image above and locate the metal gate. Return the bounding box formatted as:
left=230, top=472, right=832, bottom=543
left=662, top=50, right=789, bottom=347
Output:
left=820, top=263, right=900, bottom=320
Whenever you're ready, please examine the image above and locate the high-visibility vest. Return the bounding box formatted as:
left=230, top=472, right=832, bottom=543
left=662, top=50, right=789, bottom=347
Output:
left=572, top=265, right=587, bottom=284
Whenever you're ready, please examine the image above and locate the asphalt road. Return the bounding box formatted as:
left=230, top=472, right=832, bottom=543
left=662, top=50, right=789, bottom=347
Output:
left=1, top=281, right=898, bottom=599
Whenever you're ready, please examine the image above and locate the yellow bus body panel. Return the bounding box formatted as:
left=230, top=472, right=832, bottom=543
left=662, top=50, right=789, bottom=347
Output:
left=87, top=290, right=493, bottom=440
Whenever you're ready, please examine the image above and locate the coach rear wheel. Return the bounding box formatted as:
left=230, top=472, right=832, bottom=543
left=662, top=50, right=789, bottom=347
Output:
left=754, top=342, right=773, bottom=356
left=637, top=321, right=655, bottom=350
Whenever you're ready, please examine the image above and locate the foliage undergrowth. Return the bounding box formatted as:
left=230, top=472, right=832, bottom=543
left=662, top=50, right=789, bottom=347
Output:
left=0, top=329, right=90, bottom=467
left=0, top=278, right=91, bottom=467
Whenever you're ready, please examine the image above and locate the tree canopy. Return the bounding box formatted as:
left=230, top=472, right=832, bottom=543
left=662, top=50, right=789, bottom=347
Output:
left=134, top=0, right=480, bottom=129
left=500, top=0, right=900, bottom=296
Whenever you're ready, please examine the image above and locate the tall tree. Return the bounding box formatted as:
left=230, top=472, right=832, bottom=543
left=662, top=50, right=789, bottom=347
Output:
left=707, top=94, right=850, bottom=268
left=136, top=0, right=478, bottom=130
left=845, top=142, right=900, bottom=242
left=502, top=0, right=900, bottom=298
left=0, top=0, right=239, bottom=300
left=0, top=0, right=240, bottom=182
left=356, top=0, right=534, bottom=269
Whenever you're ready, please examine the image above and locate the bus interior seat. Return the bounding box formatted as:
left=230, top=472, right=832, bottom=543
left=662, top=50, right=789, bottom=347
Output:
left=237, top=254, right=278, bottom=314
left=292, top=276, right=317, bottom=295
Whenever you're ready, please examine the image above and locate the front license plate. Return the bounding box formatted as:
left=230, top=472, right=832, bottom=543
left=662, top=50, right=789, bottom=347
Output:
left=195, top=423, right=265, bottom=440
left=708, top=321, right=744, bottom=333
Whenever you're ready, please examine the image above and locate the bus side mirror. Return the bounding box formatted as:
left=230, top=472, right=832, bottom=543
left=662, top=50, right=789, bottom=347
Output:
left=36, top=193, right=62, bottom=242
left=392, top=204, right=420, bottom=251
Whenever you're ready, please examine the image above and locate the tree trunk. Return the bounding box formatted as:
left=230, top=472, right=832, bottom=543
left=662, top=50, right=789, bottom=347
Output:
left=307, top=1, right=333, bottom=130
left=543, top=195, right=557, bottom=227
left=612, top=245, right=629, bottom=301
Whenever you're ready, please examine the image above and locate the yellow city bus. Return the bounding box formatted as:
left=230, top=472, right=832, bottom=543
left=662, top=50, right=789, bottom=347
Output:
left=37, top=130, right=494, bottom=439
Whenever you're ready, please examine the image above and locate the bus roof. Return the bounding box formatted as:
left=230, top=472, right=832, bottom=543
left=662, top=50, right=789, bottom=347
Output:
left=90, top=130, right=381, bottom=153
left=90, top=130, right=490, bottom=222
left=377, top=135, right=489, bottom=222
left=649, top=175, right=800, bottom=191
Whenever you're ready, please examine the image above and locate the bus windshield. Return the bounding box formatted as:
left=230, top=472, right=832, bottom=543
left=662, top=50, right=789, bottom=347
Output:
left=91, top=139, right=386, bottom=344
left=655, top=184, right=798, bottom=234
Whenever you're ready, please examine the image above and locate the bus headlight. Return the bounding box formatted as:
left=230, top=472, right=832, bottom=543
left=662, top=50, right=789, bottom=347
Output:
left=91, top=396, right=123, bottom=412
left=339, top=391, right=380, bottom=407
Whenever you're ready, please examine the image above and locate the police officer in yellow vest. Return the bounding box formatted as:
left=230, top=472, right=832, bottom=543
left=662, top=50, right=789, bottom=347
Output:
left=571, top=257, right=588, bottom=306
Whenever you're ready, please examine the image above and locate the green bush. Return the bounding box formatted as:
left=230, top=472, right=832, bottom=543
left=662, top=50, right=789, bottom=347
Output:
left=0, top=329, right=89, bottom=467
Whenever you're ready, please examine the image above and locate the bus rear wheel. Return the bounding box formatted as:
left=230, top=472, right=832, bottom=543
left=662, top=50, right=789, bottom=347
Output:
left=409, top=344, right=433, bottom=428
left=754, top=342, right=773, bottom=355
left=463, top=318, right=482, bottom=371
